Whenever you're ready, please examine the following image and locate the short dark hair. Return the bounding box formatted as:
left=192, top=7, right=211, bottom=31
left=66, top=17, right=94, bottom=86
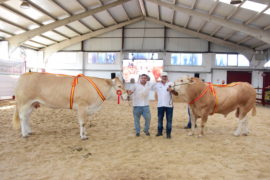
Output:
left=141, top=74, right=148, bottom=77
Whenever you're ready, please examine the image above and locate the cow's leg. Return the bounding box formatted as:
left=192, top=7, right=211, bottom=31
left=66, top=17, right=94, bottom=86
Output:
left=188, top=112, right=196, bottom=136
left=234, top=117, right=245, bottom=136
left=242, top=116, right=249, bottom=136
left=19, top=104, right=33, bottom=137
left=199, top=116, right=208, bottom=136
left=78, top=106, right=88, bottom=140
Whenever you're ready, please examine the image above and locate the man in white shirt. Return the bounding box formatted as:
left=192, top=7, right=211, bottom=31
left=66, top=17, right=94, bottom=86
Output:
left=155, top=72, right=178, bottom=139
left=127, top=74, right=154, bottom=137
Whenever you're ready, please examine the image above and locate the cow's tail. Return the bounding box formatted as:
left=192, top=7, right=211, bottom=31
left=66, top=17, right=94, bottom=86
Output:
left=251, top=105, right=256, bottom=116
left=12, top=105, right=20, bottom=129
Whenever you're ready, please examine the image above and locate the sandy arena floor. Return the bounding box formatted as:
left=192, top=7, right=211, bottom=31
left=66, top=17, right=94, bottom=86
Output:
left=0, top=100, right=270, bottom=180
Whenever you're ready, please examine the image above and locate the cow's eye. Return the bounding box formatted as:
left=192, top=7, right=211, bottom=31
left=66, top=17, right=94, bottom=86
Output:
left=118, top=85, right=122, bottom=88
left=180, top=80, right=183, bottom=82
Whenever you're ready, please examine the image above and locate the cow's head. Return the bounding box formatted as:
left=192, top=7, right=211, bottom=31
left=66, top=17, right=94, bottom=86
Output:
left=112, top=77, right=128, bottom=100
left=172, top=77, right=195, bottom=95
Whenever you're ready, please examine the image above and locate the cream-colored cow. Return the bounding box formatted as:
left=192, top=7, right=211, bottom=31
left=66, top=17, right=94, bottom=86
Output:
left=172, top=77, right=256, bottom=136
left=13, top=72, right=127, bottom=139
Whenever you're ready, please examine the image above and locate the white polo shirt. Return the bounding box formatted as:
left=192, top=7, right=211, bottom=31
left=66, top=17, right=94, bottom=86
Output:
left=130, top=82, right=155, bottom=106
left=154, top=81, right=174, bottom=107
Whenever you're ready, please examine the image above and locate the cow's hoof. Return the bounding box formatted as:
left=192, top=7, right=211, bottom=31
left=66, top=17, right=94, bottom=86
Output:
left=22, top=134, right=30, bottom=138
left=81, top=136, right=88, bottom=140
left=242, top=133, right=249, bottom=136
left=198, top=134, right=204, bottom=137
left=188, top=132, right=194, bottom=136
left=233, top=132, right=240, bottom=136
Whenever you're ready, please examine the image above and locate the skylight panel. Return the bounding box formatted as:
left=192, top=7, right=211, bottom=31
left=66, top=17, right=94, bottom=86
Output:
left=242, top=1, right=267, bottom=12
left=264, top=8, right=270, bottom=15
left=219, top=0, right=231, bottom=4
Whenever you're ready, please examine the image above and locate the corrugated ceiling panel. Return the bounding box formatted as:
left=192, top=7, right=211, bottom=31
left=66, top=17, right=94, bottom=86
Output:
left=24, top=41, right=44, bottom=48
left=67, top=21, right=90, bottom=34
left=214, top=3, right=235, bottom=17
left=160, top=6, right=173, bottom=23
left=228, top=31, right=247, bottom=42
left=0, top=32, right=11, bottom=38
left=188, top=17, right=204, bottom=31
left=145, top=1, right=158, bottom=18
left=123, top=0, right=141, bottom=18
left=31, top=36, right=55, bottom=45
left=109, top=6, right=129, bottom=22
left=242, top=38, right=261, bottom=47
left=77, top=0, right=101, bottom=9
left=0, top=7, right=33, bottom=28
left=233, top=8, right=255, bottom=23
left=178, top=0, right=193, bottom=8
left=53, top=0, right=84, bottom=14
left=42, top=31, right=67, bottom=41
left=30, top=0, right=67, bottom=18
left=215, top=27, right=234, bottom=39
left=0, top=20, right=24, bottom=34
left=54, top=26, right=78, bottom=37
left=94, top=11, right=115, bottom=26
left=174, top=11, right=190, bottom=27
left=252, top=14, right=270, bottom=28
left=4, top=0, right=51, bottom=23
left=80, top=16, right=104, bottom=30
left=201, top=22, right=219, bottom=35
left=126, top=20, right=163, bottom=28
left=196, top=0, right=215, bottom=12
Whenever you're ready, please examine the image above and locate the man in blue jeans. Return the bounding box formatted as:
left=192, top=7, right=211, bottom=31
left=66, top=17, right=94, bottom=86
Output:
left=155, top=72, right=178, bottom=139
left=127, top=74, right=154, bottom=137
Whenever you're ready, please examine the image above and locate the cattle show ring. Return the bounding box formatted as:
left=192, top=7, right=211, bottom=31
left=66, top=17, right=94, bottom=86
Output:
left=1, top=0, right=270, bottom=179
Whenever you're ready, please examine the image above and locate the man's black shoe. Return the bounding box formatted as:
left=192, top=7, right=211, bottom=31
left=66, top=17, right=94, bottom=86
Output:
left=166, top=134, right=171, bottom=139
left=136, top=133, right=140, bottom=137
left=156, top=133, right=162, bottom=136
left=144, top=131, right=150, bottom=136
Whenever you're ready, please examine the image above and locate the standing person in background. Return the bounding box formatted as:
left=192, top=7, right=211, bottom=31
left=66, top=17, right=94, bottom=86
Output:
left=127, top=74, right=154, bottom=137
left=155, top=72, right=178, bottom=139
left=222, top=80, right=225, bottom=85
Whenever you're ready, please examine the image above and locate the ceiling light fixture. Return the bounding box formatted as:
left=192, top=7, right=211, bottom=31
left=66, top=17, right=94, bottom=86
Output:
left=230, top=0, right=242, bottom=4
left=20, top=0, right=31, bottom=9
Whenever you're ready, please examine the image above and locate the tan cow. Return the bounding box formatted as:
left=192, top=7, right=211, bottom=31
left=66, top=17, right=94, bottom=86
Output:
left=172, top=77, right=256, bottom=136
left=13, top=72, right=128, bottom=139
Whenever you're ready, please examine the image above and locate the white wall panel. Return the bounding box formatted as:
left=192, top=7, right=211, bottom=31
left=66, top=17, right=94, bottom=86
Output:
left=83, top=29, right=122, bottom=51
left=97, top=29, right=122, bottom=38
left=166, top=29, right=193, bottom=38
left=210, top=43, right=235, bottom=52
left=212, top=70, right=227, bottom=84
left=84, top=38, right=122, bottom=51
left=0, top=75, right=19, bottom=97
left=124, top=38, right=164, bottom=50
left=166, top=38, right=208, bottom=52
left=84, top=71, right=121, bottom=79
left=63, top=43, right=82, bottom=51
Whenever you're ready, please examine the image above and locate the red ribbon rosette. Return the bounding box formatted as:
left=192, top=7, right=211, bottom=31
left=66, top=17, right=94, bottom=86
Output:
left=116, top=90, right=122, bottom=104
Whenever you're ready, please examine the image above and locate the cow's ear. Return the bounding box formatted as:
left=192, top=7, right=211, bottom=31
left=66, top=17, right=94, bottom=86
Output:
left=189, top=77, right=195, bottom=83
